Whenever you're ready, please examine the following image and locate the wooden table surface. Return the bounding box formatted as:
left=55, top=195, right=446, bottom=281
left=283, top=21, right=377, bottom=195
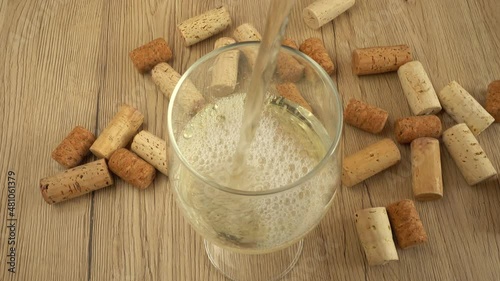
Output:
left=1, top=0, right=499, bottom=280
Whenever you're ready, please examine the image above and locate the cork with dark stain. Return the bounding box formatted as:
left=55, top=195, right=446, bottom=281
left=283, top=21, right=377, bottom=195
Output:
left=386, top=199, right=428, bottom=249
left=39, top=159, right=114, bottom=204
left=51, top=126, right=96, bottom=168
left=108, top=148, right=156, bottom=189
left=394, top=115, right=442, bottom=144
left=486, top=80, right=500, bottom=122
left=129, top=38, right=172, bottom=73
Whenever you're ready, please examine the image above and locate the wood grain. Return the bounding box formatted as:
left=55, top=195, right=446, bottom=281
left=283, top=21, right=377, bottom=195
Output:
left=0, top=0, right=499, bottom=280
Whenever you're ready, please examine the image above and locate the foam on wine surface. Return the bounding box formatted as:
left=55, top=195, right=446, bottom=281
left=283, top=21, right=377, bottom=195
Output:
left=174, top=93, right=338, bottom=253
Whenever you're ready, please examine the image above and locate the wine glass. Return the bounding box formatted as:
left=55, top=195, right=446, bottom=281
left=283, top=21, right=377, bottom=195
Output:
left=167, top=42, right=342, bottom=281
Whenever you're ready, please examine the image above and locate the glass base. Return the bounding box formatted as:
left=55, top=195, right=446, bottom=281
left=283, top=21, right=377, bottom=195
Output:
left=204, top=239, right=304, bottom=281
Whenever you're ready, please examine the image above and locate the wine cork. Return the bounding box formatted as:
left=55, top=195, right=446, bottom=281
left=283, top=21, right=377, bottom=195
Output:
left=214, top=37, right=235, bottom=49
left=486, top=80, right=500, bottom=122
left=352, top=45, right=412, bottom=75
left=177, top=6, right=232, bottom=46
left=233, top=23, right=262, bottom=42
left=303, top=0, right=356, bottom=29
left=151, top=62, right=205, bottom=115
left=386, top=199, right=428, bottom=249
left=282, top=38, right=299, bottom=49
left=394, top=115, right=442, bottom=144
left=276, top=83, right=312, bottom=112
left=209, top=37, right=240, bottom=97
left=342, top=138, right=401, bottom=187
left=355, top=207, right=398, bottom=266
left=51, top=126, right=96, bottom=168
left=277, top=40, right=305, bottom=82
left=90, top=105, right=144, bottom=159
left=411, top=138, right=443, bottom=201
left=39, top=159, right=113, bottom=204
left=129, top=38, right=172, bottom=73
left=278, top=38, right=303, bottom=83
left=108, top=148, right=156, bottom=189
left=130, top=130, right=168, bottom=176
left=398, top=61, right=442, bottom=115
left=343, top=98, right=388, bottom=134
left=299, top=38, right=335, bottom=75
left=438, top=81, right=494, bottom=136
left=233, top=23, right=261, bottom=68
left=442, top=123, right=497, bottom=186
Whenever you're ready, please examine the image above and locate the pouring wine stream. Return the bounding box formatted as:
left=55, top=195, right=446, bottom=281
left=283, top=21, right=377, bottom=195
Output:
left=230, top=0, right=297, bottom=186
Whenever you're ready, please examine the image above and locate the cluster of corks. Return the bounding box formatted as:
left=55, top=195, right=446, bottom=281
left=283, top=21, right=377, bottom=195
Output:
left=232, top=23, right=337, bottom=110
left=355, top=200, right=427, bottom=266
left=40, top=1, right=354, bottom=205
left=125, top=3, right=344, bottom=116
left=343, top=44, right=498, bottom=202
left=40, top=105, right=168, bottom=205
left=345, top=45, right=498, bottom=266
left=125, top=1, right=354, bottom=192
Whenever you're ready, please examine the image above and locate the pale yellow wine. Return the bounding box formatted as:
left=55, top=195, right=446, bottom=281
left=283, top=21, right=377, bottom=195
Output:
left=171, top=93, right=339, bottom=254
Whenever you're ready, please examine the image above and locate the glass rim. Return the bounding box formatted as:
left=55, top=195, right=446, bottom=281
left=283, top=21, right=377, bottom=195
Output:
left=167, top=41, right=343, bottom=196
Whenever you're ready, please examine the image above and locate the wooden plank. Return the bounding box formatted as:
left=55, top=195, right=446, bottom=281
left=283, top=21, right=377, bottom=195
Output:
left=88, top=0, right=172, bottom=280
left=0, top=0, right=7, bottom=30
left=0, top=0, right=104, bottom=280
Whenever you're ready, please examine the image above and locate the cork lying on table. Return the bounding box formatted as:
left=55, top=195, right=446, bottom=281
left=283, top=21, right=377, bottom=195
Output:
left=214, top=37, right=236, bottom=49
left=51, top=126, right=96, bottom=168
left=177, top=6, right=232, bottom=46
left=352, top=45, right=412, bottom=75
left=342, top=138, right=401, bottom=187
left=438, top=81, right=494, bottom=136
left=108, top=148, right=156, bottom=190
left=299, top=38, right=335, bottom=75
left=397, top=61, right=442, bottom=115
left=233, top=23, right=262, bottom=42
left=40, top=159, right=114, bottom=204
left=276, top=83, right=312, bottom=112
left=486, top=80, right=500, bottom=122
left=411, top=137, right=443, bottom=201
left=282, top=38, right=299, bottom=49
left=151, top=62, right=205, bottom=116
left=233, top=23, right=261, bottom=69
left=442, top=123, right=497, bottom=186
left=209, top=37, right=240, bottom=97
left=394, top=115, right=442, bottom=144
left=130, top=130, right=168, bottom=176
left=386, top=199, right=428, bottom=249
left=277, top=37, right=305, bottom=82
left=343, top=98, right=388, bottom=134
left=90, top=104, right=144, bottom=159
left=355, top=207, right=398, bottom=266
left=303, top=0, right=356, bottom=30
left=129, top=38, right=172, bottom=73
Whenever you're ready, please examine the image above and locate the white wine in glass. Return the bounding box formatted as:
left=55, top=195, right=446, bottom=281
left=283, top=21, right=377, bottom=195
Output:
left=168, top=42, right=342, bottom=281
